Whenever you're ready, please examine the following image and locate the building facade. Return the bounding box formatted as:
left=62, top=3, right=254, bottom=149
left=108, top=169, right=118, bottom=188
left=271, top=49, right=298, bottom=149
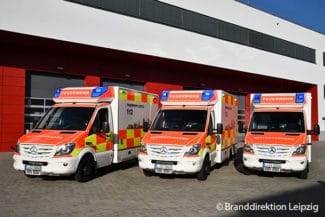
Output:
left=0, top=0, right=324, bottom=151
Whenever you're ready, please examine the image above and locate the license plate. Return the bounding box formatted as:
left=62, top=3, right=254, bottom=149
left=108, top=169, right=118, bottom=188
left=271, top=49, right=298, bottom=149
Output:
left=154, top=164, right=173, bottom=174
left=25, top=165, right=42, bottom=175
left=263, top=162, right=281, bottom=172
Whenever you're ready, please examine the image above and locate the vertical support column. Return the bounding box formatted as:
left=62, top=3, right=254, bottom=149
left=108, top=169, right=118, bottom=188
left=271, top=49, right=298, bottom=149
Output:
left=245, top=93, right=251, bottom=129
left=0, top=66, right=26, bottom=152
left=84, top=75, right=100, bottom=87
left=309, top=86, right=319, bottom=141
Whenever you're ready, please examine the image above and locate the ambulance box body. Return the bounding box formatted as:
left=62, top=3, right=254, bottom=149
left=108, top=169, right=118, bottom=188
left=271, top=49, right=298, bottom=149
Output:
left=138, top=90, right=238, bottom=180
left=13, top=86, right=158, bottom=182
left=243, top=93, right=320, bottom=179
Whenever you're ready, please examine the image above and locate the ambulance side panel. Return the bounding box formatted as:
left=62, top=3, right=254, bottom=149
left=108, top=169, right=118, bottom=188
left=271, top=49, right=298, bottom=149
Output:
left=113, top=87, right=158, bottom=163
left=215, top=90, right=238, bottom=163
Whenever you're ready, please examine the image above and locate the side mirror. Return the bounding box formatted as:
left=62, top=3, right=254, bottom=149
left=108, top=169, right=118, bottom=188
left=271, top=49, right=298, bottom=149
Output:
left=216, top=123, right=223, bottom=134
left=314, top=124, right=320, bottom=135
left=143, top=121, right=149, bottom=132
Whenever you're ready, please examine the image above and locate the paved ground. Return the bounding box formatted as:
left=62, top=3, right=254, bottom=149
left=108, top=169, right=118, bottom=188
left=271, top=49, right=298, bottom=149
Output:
left=0, top=142, right=324, bottom=217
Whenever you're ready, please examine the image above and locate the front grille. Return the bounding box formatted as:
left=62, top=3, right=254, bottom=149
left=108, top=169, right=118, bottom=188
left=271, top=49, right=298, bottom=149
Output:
left=22, top=160, right=48, bottom=166
left=259, top=159, right=286, bottom=164
left=20, top=144, right=56, bottom=158
left=147, top=145, right=186, bottom=157
left=151, top=160, right=178, bottom=165
left=254, top=145, right=293, bottom=157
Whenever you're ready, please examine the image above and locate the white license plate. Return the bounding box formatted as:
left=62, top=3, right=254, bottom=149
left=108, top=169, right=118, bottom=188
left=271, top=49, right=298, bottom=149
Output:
left=25, top=165, right=42, bottom=175
left=154, top=164, right=173, bottom=174
left=263, top=163, right=281, bottom=172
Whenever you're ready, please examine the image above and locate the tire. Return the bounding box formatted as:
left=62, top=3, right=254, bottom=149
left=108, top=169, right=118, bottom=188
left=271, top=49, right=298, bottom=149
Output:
left=197, top=155, right=211, bottom=181
left=74, top=154, right=96, bottom=182
left=298, top=164, right=309, bottom=179
left=143, top=169, right=153, bottom=177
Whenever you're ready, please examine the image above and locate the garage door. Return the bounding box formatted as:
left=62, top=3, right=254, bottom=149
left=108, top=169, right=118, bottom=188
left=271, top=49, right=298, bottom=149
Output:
left=25, top=71, right=84, bottom=130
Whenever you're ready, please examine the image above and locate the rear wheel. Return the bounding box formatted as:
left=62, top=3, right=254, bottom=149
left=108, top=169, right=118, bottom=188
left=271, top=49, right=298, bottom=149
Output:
left=74, top=154, right=96, bottom=182
left=197, top=156, right=211, bottom=181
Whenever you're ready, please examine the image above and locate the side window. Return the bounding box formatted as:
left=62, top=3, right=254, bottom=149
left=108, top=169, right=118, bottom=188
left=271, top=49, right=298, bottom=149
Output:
left=91, top=108, right=108, bottom=134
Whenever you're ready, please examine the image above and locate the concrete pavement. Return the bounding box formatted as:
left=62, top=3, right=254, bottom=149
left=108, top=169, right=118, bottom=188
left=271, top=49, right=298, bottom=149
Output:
left=0, top=142, right=324, bottom=217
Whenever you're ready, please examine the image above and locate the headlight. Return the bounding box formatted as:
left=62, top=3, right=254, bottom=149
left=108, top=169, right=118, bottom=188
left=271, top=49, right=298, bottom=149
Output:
left=16, top=142, right=20, bottom=154
left=184, top=144, right=201, bottom=156
left=243, top=144, right=254, bottom=153
left=140, top=142, right=147, bottom=153
left=292, top=144, right=307, bottom=155
left=55, top=143, right=75, bottom=156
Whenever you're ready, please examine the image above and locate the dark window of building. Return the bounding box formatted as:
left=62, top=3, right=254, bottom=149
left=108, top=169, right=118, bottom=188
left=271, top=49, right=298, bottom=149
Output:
left=140, top=0, right=182, bottom=28
left=219, top=21, right=249, bottom=45
left=101, top=0, right=139, bottom=16
left=66, top=0, right=316, bottom=64
left=249, top=30, right=274, bottom=52
left=182, top=10, right=218, bottom=37
left=73, top=0, right=139, bottom=17
left=274, top=38, right=296, bottom=58
left=323, top=52, right=325, bottom=66
left=295, top=45, right=315, bottom=63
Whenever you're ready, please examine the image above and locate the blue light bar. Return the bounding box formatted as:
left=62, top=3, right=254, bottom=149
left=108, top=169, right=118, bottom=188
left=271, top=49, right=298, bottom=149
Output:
left=161, top=91, right=169, bottom=101
left=295, top=93, right=305, bottom=103
left=253, top=94, right=261, bottom=103
left=91, top=86, right=108, bottom=97
left=53, top=88, right=61, bottom=98
left=202, top=90, right=214, bottom=101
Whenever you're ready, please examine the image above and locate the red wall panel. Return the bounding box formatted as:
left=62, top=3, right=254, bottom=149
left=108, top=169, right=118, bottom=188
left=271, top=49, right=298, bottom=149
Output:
left=144, top=82, right=183, bottom=108
left=144, top=82, right=183, bottom=96
left=0, top=66, right=25, bottom=152
left=84, top=75, right=100, bottom=86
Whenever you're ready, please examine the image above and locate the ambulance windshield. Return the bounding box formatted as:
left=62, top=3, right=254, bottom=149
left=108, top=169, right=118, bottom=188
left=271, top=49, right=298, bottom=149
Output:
left=151, top=109, right=207, bottom=132
left=35, top=107, right=95, bottom=130
left=249, top=112, right=305, bottom=133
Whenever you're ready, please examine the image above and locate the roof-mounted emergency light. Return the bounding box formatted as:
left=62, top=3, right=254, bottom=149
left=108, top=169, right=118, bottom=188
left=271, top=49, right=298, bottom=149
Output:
left=253, top=94, right=261, bottom=103
left=201, top=90, right=214, bottom=101
left=295, top=93, right=305, bottom=103
left=54, top=88, right=61, bottom=98
left=91, top=86, right=108, bottom=97
left=161, top=91, right=169, bottom=101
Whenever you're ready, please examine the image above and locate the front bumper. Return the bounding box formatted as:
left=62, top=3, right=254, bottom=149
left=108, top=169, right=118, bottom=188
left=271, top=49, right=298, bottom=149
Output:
left=243, top=153, right=307, bottom=172
left=138, top=153, right=204, bottom=174
left=13, top=154, right=79, bottom=176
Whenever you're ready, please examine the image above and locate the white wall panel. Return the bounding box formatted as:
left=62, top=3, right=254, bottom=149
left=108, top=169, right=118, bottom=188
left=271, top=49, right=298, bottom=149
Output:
left=1, top=0, right=325, bottom=131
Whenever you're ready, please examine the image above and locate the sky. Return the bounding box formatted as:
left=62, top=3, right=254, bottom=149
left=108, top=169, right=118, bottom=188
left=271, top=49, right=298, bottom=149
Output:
left=238, top=0, right=325, bottom=34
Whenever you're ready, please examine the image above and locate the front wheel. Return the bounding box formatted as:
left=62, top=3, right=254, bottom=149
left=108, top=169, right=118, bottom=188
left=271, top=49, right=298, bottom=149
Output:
left=74, top=154, right=96, bottom=182
left=197, top=156, right=211, bottom=181
left=143, top=169, right=153, bottom=177
left=298, top=164, right=309, bottom=179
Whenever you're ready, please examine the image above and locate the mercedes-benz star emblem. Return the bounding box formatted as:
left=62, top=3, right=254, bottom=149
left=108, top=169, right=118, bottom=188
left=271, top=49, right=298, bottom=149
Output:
left=30, top=145, right=38, bottom=155
left=269, top=146, right=276, bottom=154
left=160, top=146, right=167, bottom=154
